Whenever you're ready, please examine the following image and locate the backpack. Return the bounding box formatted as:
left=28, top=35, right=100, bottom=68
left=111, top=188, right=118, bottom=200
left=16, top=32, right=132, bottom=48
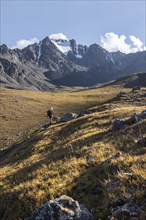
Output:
left=47, top=109, right=53, bottom=118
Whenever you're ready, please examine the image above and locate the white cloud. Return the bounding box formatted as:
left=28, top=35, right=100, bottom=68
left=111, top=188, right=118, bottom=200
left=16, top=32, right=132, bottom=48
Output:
left=12, top=37, right=39, bottom=49
left=129, top=35, right=143, bottom=50
left=100, top=32, right=146, bottom=54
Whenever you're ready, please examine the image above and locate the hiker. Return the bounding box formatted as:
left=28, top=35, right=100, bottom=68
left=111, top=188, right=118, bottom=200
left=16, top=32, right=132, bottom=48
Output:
left=47, top=107, right=55, bottom=125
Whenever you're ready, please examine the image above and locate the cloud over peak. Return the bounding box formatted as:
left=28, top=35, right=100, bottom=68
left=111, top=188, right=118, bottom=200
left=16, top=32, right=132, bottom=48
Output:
left=12, top=37, right=39, bottom=49
left=100, top=32, right=146, bottom=54
left=11, top=33, right=146, bottom=54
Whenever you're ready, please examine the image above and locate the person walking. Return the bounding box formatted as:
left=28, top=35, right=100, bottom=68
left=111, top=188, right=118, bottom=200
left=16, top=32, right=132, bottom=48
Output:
left=47, top=107, right=55, bottom=125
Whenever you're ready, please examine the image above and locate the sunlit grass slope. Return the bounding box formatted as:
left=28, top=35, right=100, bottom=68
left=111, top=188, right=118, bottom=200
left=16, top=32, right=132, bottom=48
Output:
left=0, top=86, right=121, bottom=150
left=0, top=86, right=146, bottom=219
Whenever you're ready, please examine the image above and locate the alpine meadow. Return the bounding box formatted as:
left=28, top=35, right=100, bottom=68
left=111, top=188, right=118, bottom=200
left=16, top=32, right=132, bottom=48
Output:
left=0, top=1, right=146, bottom=219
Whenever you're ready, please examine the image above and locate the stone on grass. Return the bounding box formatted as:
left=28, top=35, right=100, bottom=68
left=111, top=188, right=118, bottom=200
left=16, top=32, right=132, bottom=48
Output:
left=77, top=110, right=91, bottom=118
left=112, top=119, right=126, bottom=131
left=60, top=113, right=77, bottom=122
left=29, top=195, right=91, bottom=220
left=111, top=201, right=145, bottom=220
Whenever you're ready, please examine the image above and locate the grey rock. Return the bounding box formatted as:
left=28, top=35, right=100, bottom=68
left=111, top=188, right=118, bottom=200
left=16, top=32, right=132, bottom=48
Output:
left=113, top=110, right=146, bottom=131
left=126, top=110, right=146, bottom=125
left=29, top=195, right=91, bottom=220
left=54, top=117, right=62, bottom=122
left=132, top=86, right=141, bottom=91
left=112, top=119, right=126, bottom=131
left=117, top=91, right=127, bottom=97
left=60, top=113, right=77, bottom=122
left=77, top=110, right=91, bottom=118
left=111, top=201, right=145, bottom=220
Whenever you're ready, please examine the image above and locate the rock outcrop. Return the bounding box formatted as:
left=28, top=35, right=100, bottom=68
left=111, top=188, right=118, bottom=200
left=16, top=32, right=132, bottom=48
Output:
left=29, top=195, right=91, bottom=220
left=112, top=110, right=146, bottom=131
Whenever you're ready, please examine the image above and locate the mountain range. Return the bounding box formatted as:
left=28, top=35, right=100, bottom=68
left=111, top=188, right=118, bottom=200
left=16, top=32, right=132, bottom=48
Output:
left=0, top=34, right=146, bottom=90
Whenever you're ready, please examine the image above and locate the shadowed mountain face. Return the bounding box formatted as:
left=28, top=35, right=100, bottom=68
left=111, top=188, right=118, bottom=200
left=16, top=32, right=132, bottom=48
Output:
left=0, top=36, right=146, bottom=90
left=107, top=72, right=146, bottom=88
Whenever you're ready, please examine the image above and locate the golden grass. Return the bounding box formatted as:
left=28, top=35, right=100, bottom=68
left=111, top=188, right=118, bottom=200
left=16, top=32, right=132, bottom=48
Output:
left=0, top=86, right=122, bottom=150
left=0, top=86, right=145, bottom=219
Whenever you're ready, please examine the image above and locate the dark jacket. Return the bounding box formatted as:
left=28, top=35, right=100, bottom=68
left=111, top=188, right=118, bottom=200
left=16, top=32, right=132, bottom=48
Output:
left=47, top=109, right=54, bottom=118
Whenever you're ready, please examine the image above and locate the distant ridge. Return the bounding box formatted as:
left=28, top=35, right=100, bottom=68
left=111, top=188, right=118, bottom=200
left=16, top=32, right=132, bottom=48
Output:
left=0, top=34, right=146, bottom=90
left=106, top=72, right=146, bottom=88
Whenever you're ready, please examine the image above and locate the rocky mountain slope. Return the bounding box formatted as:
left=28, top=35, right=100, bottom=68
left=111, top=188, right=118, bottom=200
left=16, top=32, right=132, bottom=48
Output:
left=0, top=85, right=146, bottom=219
left=0, top=34, right=146, bottom=90
left=106, top=72, right=146, bottom=88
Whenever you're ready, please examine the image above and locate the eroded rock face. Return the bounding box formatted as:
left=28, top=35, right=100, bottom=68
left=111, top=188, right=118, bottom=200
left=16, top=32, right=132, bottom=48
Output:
left=29, top=195, right=91, bottom=220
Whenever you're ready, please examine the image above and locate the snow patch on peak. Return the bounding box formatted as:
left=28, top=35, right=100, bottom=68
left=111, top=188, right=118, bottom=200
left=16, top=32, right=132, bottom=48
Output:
left=49, top=33, right=69, bottom=42
left=52, top=41, right=71, bottom=55
left=49, top=33, right=71, bottom=55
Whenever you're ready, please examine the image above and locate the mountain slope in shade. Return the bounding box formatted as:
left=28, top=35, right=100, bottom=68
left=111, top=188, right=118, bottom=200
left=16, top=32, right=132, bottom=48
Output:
left=107, top=72, right=146, bottom=88
left=0, top=34, right=146, bottom=90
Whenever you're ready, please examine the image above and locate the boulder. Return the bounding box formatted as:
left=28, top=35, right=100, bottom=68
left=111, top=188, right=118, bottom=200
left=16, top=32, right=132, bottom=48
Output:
left=54, top=116, right=62, bottom=122
left=60, top=113, right=77, bottom=122
left=112, top=119, right=126, bottom=131
left=111, top=201, right=145, bottom=220
left=78, top=110, right=91, bottom=118
left=132, top=86, right=141, bottom=91
left=117, top=91, right=127, bottom=97
left=29, top=195, right=91, bottom=220
left=113, top=110, right=146, bottom=130
left=126, top=110, right=146, bottom=125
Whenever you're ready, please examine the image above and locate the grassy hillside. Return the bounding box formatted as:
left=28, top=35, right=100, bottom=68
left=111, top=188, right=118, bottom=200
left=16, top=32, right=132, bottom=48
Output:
left=0, top=86, right=121, bottom=150
left=0, top=86, right=146, bottom=219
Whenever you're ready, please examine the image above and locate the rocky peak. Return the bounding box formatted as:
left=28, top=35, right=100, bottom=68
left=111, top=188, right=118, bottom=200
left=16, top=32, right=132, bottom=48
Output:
left=0, top=44, right=9, bottom=54
left=70, top=39, right=77, bottom=55
left=69, top=39, right=88, bottom=58
left=78, top=44, right=88, bottom=56
left=87, top=43, right=107, bottom=55
left=82, top=43, right=113, bottom=66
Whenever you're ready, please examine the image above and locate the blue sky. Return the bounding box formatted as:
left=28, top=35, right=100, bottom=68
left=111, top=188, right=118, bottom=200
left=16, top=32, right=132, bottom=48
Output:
left=1, top=0, right=146, bottom=53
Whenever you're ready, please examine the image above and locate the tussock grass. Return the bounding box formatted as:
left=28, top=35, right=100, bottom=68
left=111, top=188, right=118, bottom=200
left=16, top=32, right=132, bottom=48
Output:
left=0, top=86, right=145, bottom=219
